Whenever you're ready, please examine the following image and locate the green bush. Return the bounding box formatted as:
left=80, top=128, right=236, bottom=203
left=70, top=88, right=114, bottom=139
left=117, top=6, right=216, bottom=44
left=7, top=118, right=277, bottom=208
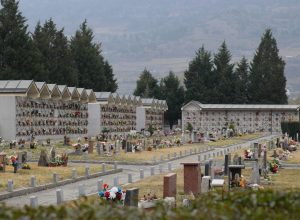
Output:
left=0, top=190, right=300, bottom=220
left=281, top=121, right=300, bottom=139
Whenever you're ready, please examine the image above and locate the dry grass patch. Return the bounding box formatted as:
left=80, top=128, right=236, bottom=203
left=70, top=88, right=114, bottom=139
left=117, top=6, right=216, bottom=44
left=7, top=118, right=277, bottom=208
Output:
left=0, top=163, right=111, bottom=192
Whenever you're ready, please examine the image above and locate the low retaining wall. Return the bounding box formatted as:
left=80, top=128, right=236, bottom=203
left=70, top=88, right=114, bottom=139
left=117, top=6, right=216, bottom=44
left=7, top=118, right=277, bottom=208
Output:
left=0, top=168, right=122, bottom=201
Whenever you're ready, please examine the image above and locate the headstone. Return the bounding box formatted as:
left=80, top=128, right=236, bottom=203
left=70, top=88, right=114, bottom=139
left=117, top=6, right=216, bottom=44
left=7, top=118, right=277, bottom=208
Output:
left=181, top=162, right=201, bottom=195
left=30, top=196, right=38, bottom=208
left=163, top=173, right=177, bottom=198
left=96, top=142, right=101, bottom=155
left=7, top=180, right=13, bottom=192
left=228, top=165, right=245, bottom=190
left=253, top=143, right=259, bottom=159
left=173, top=152, right=177, bottom=158
left=114, top=162, right=118, bottom=170
left=150, top=166, right=155, bottom=176
left=56, top=189, right=64, bottom=204
left=204, top=161, right=210, bottom=176
left=114, top=177, right=119, bottom=186
left=102, top=163, right=106, bottom=172
left=232, top=155, right=239, bottom=165
left=30, top=176, right=36, bottom=187
left=258, top=144, right=262, bottom=158
left=72, top=169, right=77, bottom=179
left=238, top=156, right=242, bottom=165
left=164, top=197, right=176, bottom=208
left=263, top=150, right=267, bottom=170
left=201, top=176, right=211, bottom=193
left=53, top=173, right=58, bottom=184
left=50, top=146, right=56, bottom=161
left=159, top=164, right=163, bottom=174
left=97, top=179, right=103, bottom=192
left=249, top=160, right=260, bottom=185
left=38, top=150, right=49, bottom=167
left=124, top=188, right=139, bottom=207
left=78, top=184, right=86, bottom=197
left=168, top=162, right=172, bottom=171
left=140, top=169, right=144, bottom=179
left=182, top=199, right=190, bottom=207
left=128, top=173, right=133, bottom=183
left=85, top=166, right=90, bottom=177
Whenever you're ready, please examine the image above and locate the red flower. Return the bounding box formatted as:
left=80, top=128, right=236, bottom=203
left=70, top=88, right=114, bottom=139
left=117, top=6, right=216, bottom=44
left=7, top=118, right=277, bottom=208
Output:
left=103, top=183, right=109, bottom=190
left=104, top=191, right=110, bottom=199
left=116, top=192, right=122, bottom=200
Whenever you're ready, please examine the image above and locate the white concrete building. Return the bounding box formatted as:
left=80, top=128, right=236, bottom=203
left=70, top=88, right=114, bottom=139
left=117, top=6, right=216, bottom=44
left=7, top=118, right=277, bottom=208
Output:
left=0, top=80, right=96, bottom=140
left=88, top=94, right=168, bottom=135
left=181, top=101, right=300, bottom=134
left=136, top=98, right=168, bottom=132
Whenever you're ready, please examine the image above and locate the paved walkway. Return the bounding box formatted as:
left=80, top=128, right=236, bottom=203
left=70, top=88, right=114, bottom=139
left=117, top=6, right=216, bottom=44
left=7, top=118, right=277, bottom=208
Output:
left=3, top=135, right=275, bottom=207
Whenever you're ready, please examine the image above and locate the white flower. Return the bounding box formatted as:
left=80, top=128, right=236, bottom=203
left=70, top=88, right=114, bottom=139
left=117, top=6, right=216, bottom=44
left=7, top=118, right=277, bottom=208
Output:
left=109, top=191, right=116, bottom=199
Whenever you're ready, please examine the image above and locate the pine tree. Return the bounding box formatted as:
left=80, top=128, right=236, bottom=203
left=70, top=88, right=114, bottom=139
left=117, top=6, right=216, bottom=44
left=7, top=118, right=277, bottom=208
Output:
left=0, top=0, right=44, bottom=80
left=103, top=60, right=118, bottom=92
left=213, top=41, right=235, bottom=103
left=234, top=57, right=249, bottom=103
left=71, top=20, right=108, bottom=91
left=184, top=46, right=214, bottom=103
left=159, top=71, right=184, bottom=128
left=133, top=68, right=159, bottom=98
left=33, top=19, right=78, bottom=85
left=249, top=29, right=287, bottom=104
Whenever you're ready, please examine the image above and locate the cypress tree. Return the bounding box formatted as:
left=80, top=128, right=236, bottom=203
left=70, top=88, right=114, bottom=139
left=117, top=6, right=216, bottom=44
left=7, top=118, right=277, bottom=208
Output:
left=33, top=19, right=78, bottom=85
left=184, top=46, right=214, bottom=103
left=71, top=20, right=106, bottom=91
left=234, top=57, right=249, bottom=104
left=0, top=0, right=44, bottom=80
left=213, top=41, right=235, bottom=103
left=133, top=68, right=159, bottom=98
left=249, top=29, right=287, bottom=104
left=159, top=71, right=184, bottom=128
left=103, top=60, right=118, bottom=92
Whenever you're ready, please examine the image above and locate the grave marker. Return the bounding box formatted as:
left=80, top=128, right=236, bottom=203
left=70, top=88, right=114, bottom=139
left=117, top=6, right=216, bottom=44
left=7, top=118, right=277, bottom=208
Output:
left=56, top=189, right=64, bottom=204
left=163, top=173, right=177, bottom=198
left=124, top=188, right=139, bottom=207
left=181, top=162, right=201, bottom=195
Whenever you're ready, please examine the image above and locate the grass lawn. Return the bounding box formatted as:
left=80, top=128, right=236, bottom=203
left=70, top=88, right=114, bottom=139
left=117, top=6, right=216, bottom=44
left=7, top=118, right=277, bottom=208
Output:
left=0, top=163, right=111, bottom=192
left=0, top=133, right=262, bottom=164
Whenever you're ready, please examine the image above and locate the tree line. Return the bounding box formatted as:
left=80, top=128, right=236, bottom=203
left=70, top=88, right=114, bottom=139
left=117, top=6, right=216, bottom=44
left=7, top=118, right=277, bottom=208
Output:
left=0, top=0, right=117, bottom=92
left=134, top=29, right=288, bottom=128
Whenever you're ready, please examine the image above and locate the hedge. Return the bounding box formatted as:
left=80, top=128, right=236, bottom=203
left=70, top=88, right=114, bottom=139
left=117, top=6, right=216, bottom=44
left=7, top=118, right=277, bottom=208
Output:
left=0, top=190, right=300, bottom=220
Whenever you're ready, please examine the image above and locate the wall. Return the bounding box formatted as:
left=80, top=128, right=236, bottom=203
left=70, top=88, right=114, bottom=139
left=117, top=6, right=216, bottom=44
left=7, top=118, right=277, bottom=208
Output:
left=88, top=103, right=101, bottom=136
left=0, top=96, right=16, bottom=140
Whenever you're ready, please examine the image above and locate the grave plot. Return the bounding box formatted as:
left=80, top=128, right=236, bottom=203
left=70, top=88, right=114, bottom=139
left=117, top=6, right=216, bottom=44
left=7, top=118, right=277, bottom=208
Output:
left=0, top=162, right=112, bottom=192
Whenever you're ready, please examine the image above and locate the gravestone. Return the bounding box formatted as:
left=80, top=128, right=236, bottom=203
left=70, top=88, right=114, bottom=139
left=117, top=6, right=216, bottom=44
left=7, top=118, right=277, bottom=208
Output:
left=249, top=160, right=260, bottom=185
left=204, top=161, right=210, bottom=176
left=201, top=176, right=211, bottom=193
left=88, top=139, right=94, bottom=154
left=50, top=146, right=56, bottom=161
left=258, top=144, right=262, bottom=158
left=96, top=142, right=101, bottom=155
left=163, top=173, right=177, bottom=198
left=253, top=143, right=259, bottom=159
left=232, top=154, right=239, bottom=165
left=181, top=162, right=201, bottom=195
left=38, top=150, right=49, bottom=167
left=228, top=165, right=245, bottom=190
left=124, top=188, right=139, bottom=207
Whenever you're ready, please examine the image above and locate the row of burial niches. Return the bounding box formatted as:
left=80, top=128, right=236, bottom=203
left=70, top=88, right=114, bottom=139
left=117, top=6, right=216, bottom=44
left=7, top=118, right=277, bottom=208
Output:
left=101, top=105, right=136, bottom=131
left=15, top=97, right=88, bottom=136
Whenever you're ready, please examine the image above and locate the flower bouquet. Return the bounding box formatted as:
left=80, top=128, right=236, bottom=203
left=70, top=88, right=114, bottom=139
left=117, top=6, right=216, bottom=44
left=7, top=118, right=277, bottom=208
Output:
left=22, top=163, right=31, bottom=169
left=269, top=159, right=279, bottom=173
left=98, top=183, right=126, bottom=205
